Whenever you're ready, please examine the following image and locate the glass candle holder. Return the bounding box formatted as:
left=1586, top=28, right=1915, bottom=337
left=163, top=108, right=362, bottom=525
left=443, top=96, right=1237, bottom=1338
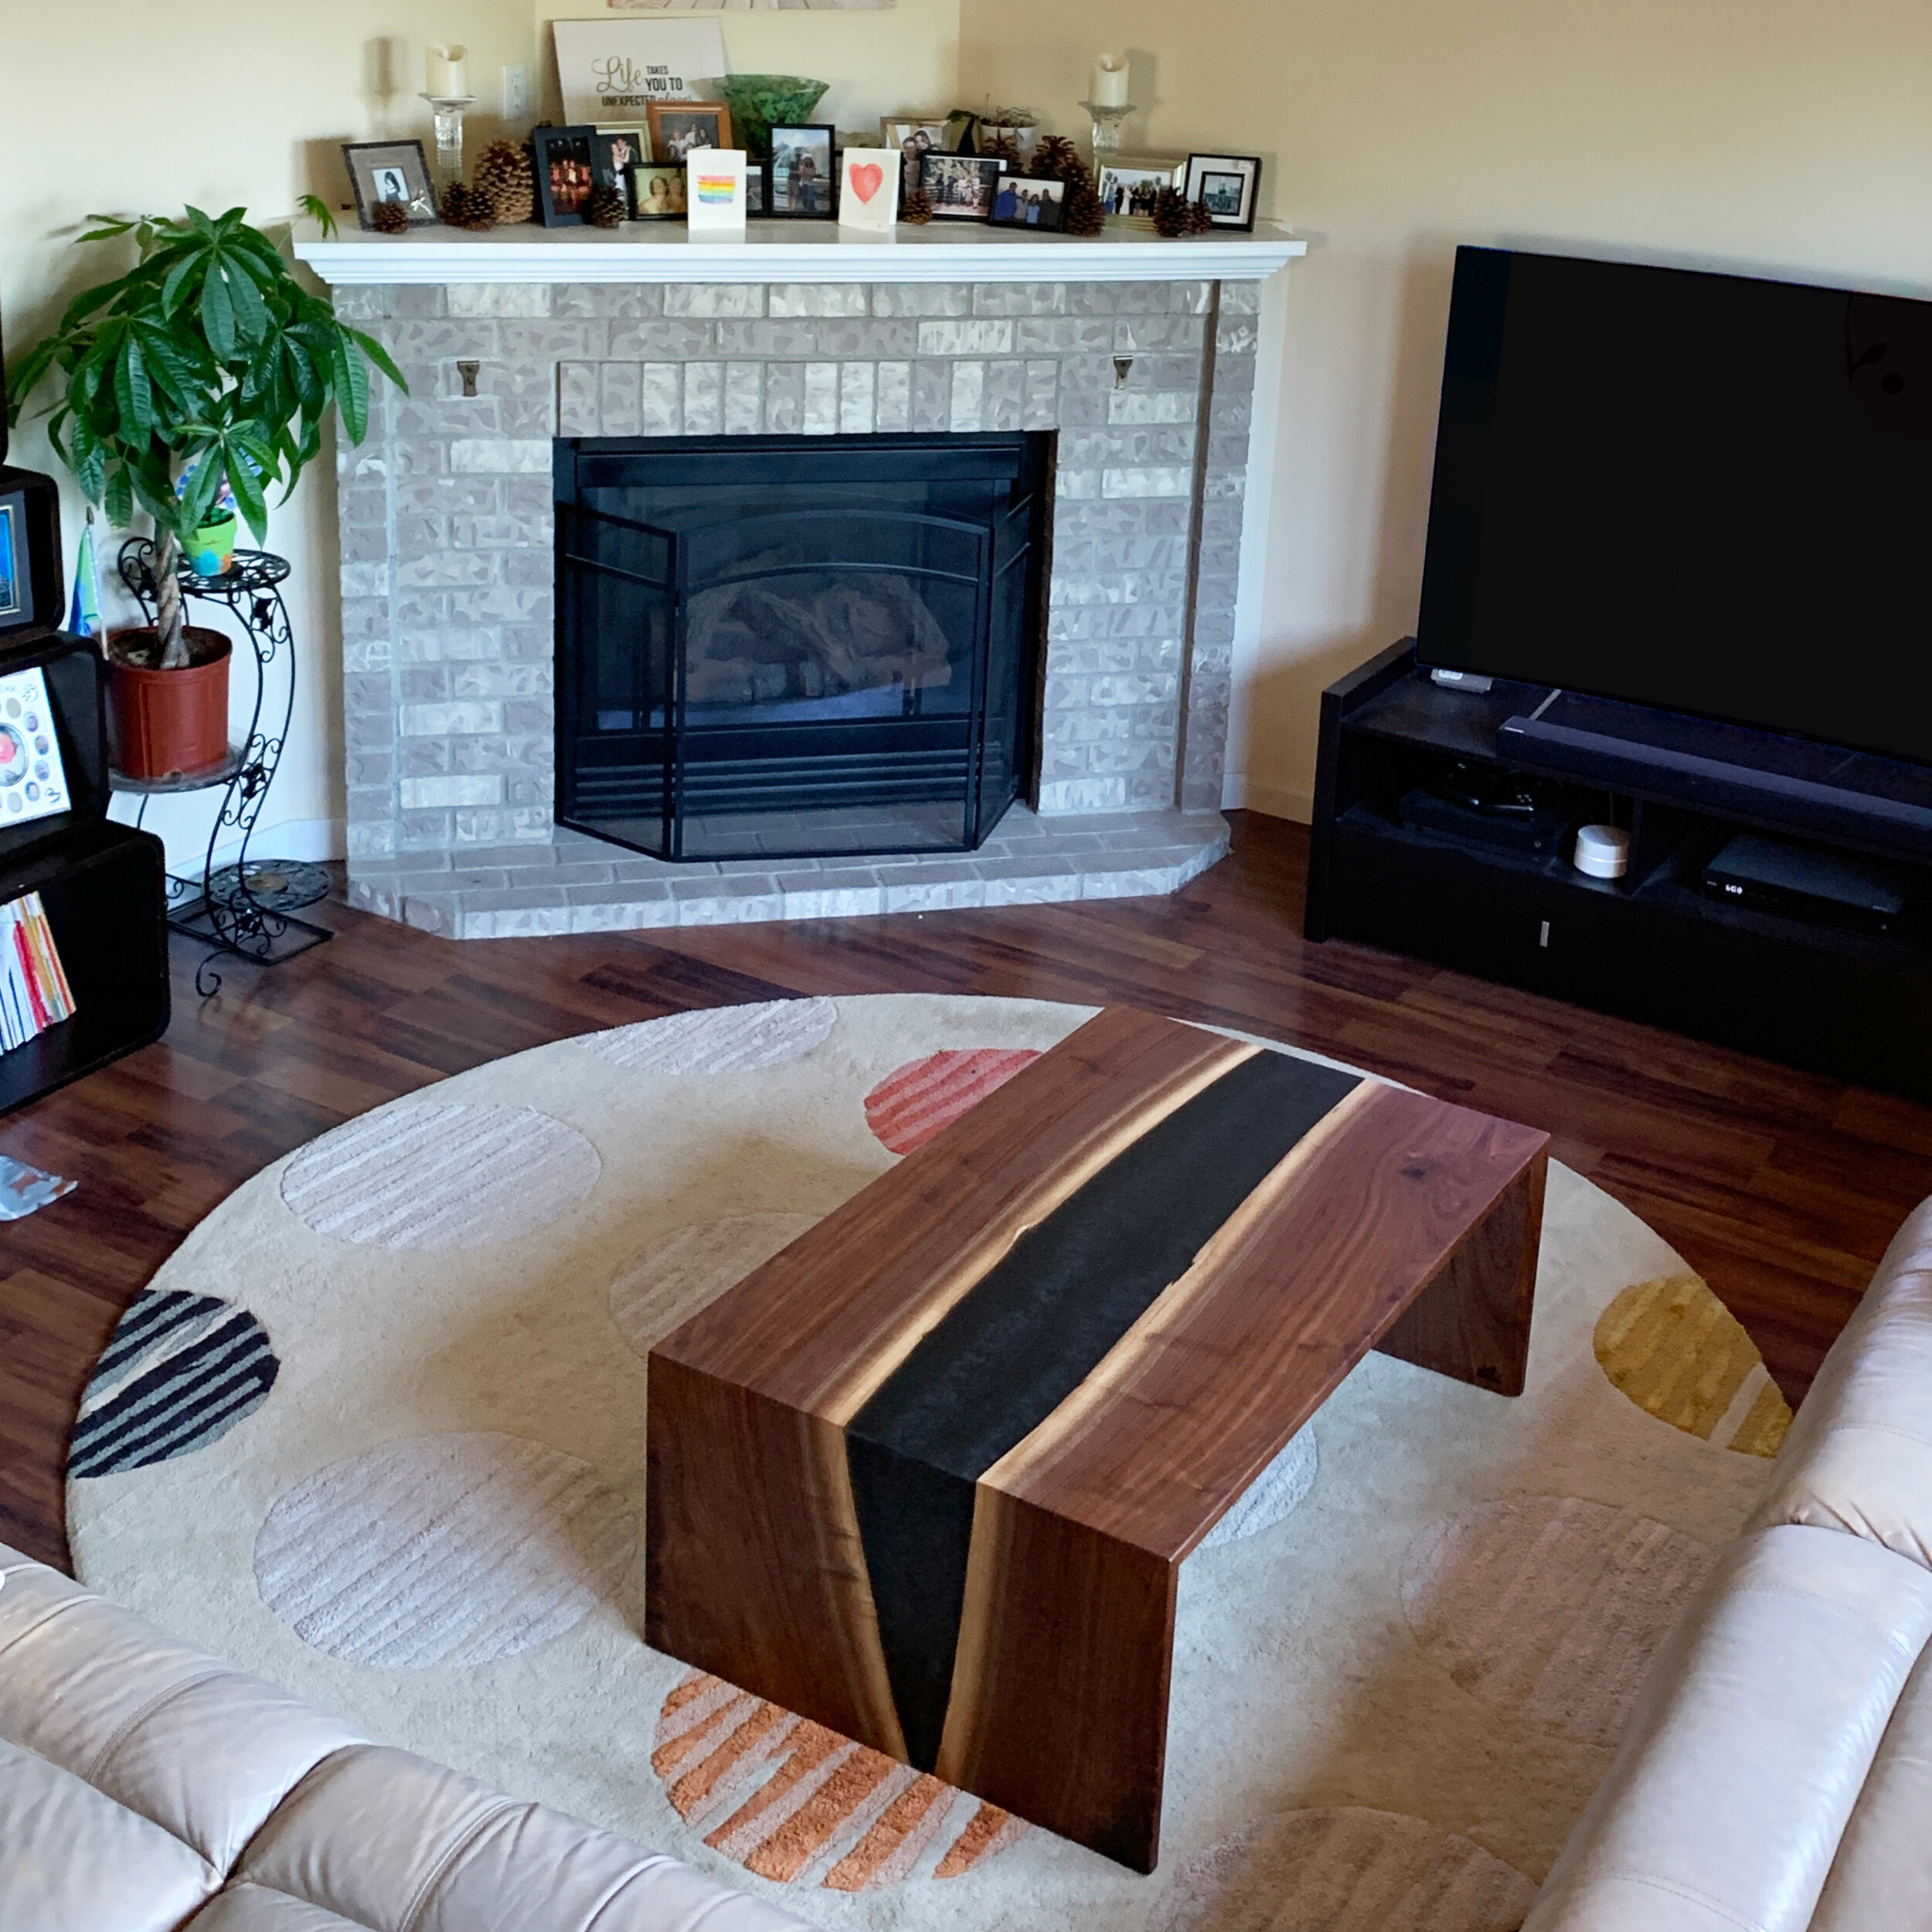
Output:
left=1080, top=100, right=1136, bottom=162
left=420, top=93, right=478, bottom=192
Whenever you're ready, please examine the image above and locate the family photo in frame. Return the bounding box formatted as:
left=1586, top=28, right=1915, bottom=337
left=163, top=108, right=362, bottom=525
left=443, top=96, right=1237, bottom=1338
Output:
left=921, top=153, right=1006, bottom=219
left=341, top=140, right=439, bottom=230
left=1185, top=152, right=1262, bottom=230
left=646, top=101, right=733, bottom=165
left=989, top=175, right=1065, bottom=231
left=532, top=124, right=604, bottom=226
left=768, top=125, right=835, bottom=217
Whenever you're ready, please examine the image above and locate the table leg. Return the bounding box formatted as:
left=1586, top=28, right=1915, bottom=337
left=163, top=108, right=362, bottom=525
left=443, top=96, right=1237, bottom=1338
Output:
left=1375, top=1151, right=1546, bottom=1396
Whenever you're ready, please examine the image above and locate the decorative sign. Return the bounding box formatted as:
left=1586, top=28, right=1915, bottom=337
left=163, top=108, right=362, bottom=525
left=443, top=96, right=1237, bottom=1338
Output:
left=553, top=19, right=727, bottom=122
left=607, top=1, right=892, bottom=9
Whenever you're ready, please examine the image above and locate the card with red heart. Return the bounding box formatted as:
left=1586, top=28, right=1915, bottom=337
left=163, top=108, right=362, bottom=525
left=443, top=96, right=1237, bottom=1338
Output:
left=838, top=146, right=900, bottom=233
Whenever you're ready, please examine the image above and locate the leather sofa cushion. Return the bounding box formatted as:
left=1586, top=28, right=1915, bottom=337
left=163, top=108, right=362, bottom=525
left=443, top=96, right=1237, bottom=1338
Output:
left=0, top=1546, right=362, bottom=1872
left=185, top=1883, right=375, bottom=1931
left=239, top=1743, right=813, bottom=1932
left=1811, top=1624, right=1932, bottom=1928
left=0, top=1735, right=221, bottom=1932
left=1522, top=1523, right=1932, bottom=1931
left=1752, top=1196, right=1932, bottom=1570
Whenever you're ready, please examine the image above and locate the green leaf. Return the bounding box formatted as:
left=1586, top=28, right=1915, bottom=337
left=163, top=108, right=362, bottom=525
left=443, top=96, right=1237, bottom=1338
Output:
left=298, top=194, right=338, bottom=240
left=347, top=325, right=407, bottom=395
left=113, top=333, right=154, bottom=437
left=226, top=444, right=270, bottom=544
left=330, top=328, right=369, bottom=444
left=198, top=265, right=236, bottom=360
left=104, top=466, right=134, bottom=530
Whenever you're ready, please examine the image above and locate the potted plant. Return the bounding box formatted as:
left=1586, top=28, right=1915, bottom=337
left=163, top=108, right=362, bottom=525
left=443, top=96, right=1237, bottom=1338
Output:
left=4, top=203, right=403, bottom=780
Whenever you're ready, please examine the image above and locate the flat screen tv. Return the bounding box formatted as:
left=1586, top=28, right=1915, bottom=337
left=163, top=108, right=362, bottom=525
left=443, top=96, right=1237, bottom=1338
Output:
left=1416, top=246, right=1932, bottom=768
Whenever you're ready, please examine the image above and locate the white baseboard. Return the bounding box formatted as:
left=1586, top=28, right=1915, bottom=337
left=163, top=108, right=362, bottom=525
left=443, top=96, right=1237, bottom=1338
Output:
left=1221, top=774, right=1314, bottom=823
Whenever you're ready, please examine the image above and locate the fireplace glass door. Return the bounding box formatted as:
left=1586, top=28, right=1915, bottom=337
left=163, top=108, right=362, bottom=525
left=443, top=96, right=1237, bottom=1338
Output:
left=556, top=433, right=1050, bottom=862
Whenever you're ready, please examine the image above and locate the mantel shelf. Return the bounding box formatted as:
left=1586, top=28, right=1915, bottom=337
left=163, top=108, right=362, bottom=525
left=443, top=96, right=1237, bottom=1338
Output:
left=294, top=219, right=1307, bottom=287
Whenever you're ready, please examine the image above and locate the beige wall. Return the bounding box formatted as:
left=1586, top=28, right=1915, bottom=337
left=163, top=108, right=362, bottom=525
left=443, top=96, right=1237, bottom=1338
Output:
left=962, top=0, right=1932, bottom=816
left=1, top=0, right=539, bottom=866
left=532, top=2, right=962, bottom=137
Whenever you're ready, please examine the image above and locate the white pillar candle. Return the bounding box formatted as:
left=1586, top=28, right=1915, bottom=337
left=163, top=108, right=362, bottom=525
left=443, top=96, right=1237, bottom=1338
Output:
left=425, top=43, right=468, bottom=97
left=1091, top=56, right=1130, bottom=108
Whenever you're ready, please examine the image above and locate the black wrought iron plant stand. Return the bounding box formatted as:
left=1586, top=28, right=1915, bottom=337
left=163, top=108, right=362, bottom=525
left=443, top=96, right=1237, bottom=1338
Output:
left=115, top=541, right=332, bottom=995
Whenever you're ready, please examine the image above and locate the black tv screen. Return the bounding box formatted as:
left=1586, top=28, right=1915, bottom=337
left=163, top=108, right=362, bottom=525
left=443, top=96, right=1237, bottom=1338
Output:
left=1416, top=247, right=1932, bottom=767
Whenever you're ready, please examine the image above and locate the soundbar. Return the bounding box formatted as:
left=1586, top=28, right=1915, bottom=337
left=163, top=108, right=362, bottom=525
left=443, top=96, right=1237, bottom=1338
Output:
left=1498, top=692, right=1932, bottom=863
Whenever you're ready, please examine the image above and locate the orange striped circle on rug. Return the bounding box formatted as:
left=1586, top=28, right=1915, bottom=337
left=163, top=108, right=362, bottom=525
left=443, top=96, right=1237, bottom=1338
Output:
left=863, top=1049, right=1041, bottom=1155
left=654, top=1671, right=1028, bottom=1891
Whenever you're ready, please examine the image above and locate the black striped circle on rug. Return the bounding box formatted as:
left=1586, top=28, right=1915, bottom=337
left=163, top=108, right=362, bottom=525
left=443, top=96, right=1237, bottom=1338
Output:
left=69, top=1289, right=281, bottom=1478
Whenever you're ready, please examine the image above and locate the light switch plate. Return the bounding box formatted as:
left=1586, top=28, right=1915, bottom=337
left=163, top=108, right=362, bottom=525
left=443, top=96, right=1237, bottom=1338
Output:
left=502, top=64, right=529, bottom=118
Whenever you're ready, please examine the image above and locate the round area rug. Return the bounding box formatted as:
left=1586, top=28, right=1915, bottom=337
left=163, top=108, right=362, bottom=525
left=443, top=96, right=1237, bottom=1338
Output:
left=69, top=995, right=1786, bottom=1931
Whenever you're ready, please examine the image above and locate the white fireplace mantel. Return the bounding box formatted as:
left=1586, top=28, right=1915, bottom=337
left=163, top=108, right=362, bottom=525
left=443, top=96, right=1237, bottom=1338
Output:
left=294, top=217, right=1306, bottom=287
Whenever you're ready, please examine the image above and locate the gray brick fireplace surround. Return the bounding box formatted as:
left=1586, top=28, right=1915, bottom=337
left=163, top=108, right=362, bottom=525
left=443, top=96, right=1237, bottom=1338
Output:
left=301, top=228, right=1304, bottom=937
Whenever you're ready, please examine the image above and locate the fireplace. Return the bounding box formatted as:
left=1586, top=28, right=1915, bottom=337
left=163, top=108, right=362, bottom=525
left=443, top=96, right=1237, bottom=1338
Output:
left=554, top=432, right=1051, bottom=862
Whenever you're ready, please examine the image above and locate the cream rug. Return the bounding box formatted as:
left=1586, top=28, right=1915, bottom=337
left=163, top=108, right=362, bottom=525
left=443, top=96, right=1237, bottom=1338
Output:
left=68, top=995, right=1791, bottom=1930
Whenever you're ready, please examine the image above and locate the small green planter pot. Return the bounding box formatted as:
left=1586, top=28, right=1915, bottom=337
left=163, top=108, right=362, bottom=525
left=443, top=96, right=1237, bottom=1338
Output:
left=184, top=515, right=238, bottom=580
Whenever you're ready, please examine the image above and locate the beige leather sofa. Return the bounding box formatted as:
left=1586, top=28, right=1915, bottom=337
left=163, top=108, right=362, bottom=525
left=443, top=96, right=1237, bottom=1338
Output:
left=1527, top=1196, right=1932, bottom=1930
left=0, top=1546, right=808, bottom=1932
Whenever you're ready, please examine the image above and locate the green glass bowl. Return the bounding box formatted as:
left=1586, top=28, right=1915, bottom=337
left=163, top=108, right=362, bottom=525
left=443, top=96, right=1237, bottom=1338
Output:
left=714, top=75, right=830, bottom=162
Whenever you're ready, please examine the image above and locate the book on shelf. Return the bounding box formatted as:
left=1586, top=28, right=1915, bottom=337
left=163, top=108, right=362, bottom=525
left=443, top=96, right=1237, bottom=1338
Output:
left=0, top=893, right=77, bottom=1053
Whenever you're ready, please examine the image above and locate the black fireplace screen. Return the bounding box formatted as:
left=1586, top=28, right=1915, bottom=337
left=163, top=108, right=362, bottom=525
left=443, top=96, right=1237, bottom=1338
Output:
left=555, top=432, right=1051, bottom=862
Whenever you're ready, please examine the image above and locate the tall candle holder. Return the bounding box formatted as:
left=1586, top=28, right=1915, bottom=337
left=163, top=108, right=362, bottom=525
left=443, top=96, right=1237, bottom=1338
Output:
left=1080, top=100, right=1136, bottom=162
left=420, top=93, right=478, bottom=192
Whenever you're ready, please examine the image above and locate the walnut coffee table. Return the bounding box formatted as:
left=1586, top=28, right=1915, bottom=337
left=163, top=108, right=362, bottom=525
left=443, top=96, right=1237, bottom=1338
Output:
left=646, top=1007, right=1549, bottom=1870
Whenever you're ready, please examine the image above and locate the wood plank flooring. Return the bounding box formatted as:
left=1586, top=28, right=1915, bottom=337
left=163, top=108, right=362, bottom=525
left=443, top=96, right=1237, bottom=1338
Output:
left=5, top=811, right=1926, bottom=1575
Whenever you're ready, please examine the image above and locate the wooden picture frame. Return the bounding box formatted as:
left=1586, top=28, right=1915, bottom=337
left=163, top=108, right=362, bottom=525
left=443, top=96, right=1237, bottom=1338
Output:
left=1184, top=152, right=1262, bottom=231
left=532, top=124, right=605, bottom=228
left=341, top=139, right=439, bottom=230
left=767, top=124, right=837, bottom=219
left=646, top=101, right=735, bottom=168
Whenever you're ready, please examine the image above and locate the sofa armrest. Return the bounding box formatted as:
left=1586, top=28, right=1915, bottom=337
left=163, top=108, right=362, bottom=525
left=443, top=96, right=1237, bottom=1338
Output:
left=1522, top=1524, right=1932, bottom=1932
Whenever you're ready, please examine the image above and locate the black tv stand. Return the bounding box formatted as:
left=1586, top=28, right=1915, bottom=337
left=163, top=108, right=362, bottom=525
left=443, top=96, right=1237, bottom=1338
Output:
left=1308, top=641, right=1932, bottom=1100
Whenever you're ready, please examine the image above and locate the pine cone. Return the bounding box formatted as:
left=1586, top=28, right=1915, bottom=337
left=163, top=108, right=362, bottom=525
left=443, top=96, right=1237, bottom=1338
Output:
left=370, top=199, right=410, bottom=235
left=1029, top=134, right=1090, bottom=187
left=901, top=187, right=934, bottom=225
left=585, top=183, right=627, bottom=230
left=1151, top=185, right=1215, bottom=238
left=440, top=181, right=495, bottom=232
left=1063, top=181, right=1106, bottom=238
left=474, top=139, right=536, bottom=225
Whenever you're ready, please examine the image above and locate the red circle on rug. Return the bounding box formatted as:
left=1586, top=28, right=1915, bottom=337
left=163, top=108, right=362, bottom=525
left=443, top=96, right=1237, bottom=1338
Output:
left=863, top=1048, right=1041, bottom=1155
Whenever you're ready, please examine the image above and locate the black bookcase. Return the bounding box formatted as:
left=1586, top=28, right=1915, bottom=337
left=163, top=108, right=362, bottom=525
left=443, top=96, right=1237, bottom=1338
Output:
left=1307, top=640, right=1932, bottom=1101
left=0, top=631, right=170, bottom=1118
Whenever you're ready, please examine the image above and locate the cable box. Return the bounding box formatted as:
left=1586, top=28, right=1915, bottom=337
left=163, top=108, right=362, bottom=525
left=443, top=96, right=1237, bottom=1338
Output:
left=1702, top=832, right=1921, bottom=936
left=1399, top=784, right=1573, bottom=857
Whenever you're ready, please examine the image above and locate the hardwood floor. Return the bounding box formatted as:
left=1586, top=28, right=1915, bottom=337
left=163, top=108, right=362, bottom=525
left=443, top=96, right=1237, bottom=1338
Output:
left=4, top=811, right=1926, bottom=1574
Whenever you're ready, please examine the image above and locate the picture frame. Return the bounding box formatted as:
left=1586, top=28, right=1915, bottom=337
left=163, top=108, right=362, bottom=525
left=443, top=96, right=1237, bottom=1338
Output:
left=920, top=152, right=1006, bottom=222
left=628, top=162, right=689, bottom=220
left=532, top=124, right=605, bottom=227
left=1095, top=157, right=1185, bottom=229
left=647, top=100, right=734, bottom=168
left=881, top=118, right=949, bottom=198
left=988, top=174, right=1065, bottom=233
left=767, top=124, right=837, bottom=218
left=1185, top=152, right=1262, bottom=230
left=747, top=166, right=767, bottom=216
left=0, top=467, right=60, bottom=643
left=342, top=140, right=439, bottom=230
left=597, top=125, right=651, bottom=210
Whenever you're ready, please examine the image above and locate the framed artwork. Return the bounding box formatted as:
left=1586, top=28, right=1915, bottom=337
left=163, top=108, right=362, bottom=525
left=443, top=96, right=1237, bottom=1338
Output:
left=988, top=175, right=1065, bottom=233
left=553, top=19, right=726, bottom=123
left=597, top=125, right=651, bottom=210
left=920, top=152, right=1005, bottom=221
left=647, top=100, right=734, bottom=167
left=1096, top=157, right=1185, bottom=228
left=747, top=166, right=767, bottom=216
left=768, top=125, right=836, bottom=218
left=881, top=118, right=948, bottom=198
left=1185, top=152, right=1262, bottom=230
left=532, top=124, right=604, bottom=226
left=837, top=148, right=900, bottom=233
left=341, top=140, right=439, bottom=230
left=628, top=162, right=689, bottom=220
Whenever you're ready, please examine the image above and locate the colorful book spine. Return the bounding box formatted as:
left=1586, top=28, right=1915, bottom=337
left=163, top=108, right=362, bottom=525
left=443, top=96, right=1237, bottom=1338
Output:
left=0, top=893, right=77, bottom=1053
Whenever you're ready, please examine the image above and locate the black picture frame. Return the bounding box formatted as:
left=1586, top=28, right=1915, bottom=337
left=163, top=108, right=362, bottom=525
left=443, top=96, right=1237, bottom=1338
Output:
left=533, top=124, right=605, bottom=228
left=767, top=124, right=837, bottom=219
left=0, top=468, right=63, bottom=645
left=1184, top=151, right=1263, bottom=231
left=747, top=165, right=767, bottom=216
left=342, top=140, right=440, bottom=230
left=988, top=175, right=1066, bottom=233
left=920, top=152, right=1006, bottom=222
left=628, top=164, right=689, bottom=222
